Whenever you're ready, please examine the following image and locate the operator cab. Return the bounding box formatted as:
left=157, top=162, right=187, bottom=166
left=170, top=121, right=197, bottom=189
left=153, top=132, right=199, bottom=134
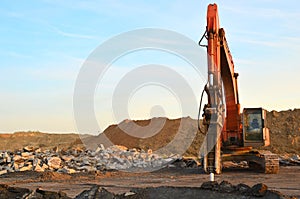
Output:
left=243, top=108, right=270, bottom=147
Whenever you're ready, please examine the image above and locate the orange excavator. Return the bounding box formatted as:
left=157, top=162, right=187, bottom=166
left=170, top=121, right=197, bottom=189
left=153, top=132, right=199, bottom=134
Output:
left=198, top=4, right=279, bottom=174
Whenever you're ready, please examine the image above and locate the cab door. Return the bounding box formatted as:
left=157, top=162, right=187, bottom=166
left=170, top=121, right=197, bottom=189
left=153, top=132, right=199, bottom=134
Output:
left=243, top=108, right=270, bottom=147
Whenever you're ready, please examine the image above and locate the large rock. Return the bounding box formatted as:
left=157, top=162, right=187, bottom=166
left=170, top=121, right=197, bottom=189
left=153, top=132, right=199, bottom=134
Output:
left=21, top=152, right=31, bottom=158
left=19, top=165, right=32, bottom=172
left=23, top=146, right=34, bottom=152
left=61, top=155, right=74, bottom=162
left=41, top=163, right=49, bottom=170
left=201, top=181, right=219, bottom=191
left=291, top=154, right=299, bottom=161
left=75, top=185, right=115, bottom=199
left=35, top=188, right=71, bottom=199
left=13, top=155, right=22, bottom=163
left=219, top=181, right=235, bottom=193
left=251, top=183, right=268, bottom=197
left=34, top=164, right=44, bottom=172
left=0, top=184, right=31, bottom=199
left=5, top=156, right=11, bottom=163
left=13, top=163, right=19, bottom=170
left=236, top=183, right=250, bottom=194
left=47, top=157, right=62, bottom=169
left=58, top=167, right=76, bottom=174
left=0, top=170, right=7, bottom=175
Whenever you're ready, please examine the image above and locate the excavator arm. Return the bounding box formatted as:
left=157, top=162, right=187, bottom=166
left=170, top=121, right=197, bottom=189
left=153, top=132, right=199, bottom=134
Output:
left=201, top=4, right=226, bottom=174
left=201, top=4, right=243, bottom=174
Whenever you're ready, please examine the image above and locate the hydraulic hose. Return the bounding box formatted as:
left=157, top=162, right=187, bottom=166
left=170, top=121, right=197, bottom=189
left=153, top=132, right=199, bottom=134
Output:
left=197, top=85, right=207, bottom=134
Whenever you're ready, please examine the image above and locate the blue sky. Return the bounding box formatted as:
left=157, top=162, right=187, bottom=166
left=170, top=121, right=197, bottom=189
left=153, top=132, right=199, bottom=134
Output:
left=1, top=0, right=300, bottom=133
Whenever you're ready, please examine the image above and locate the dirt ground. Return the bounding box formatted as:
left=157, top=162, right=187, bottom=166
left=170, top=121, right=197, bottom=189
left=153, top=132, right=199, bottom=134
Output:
left=0, top=166, right=299, bottom=198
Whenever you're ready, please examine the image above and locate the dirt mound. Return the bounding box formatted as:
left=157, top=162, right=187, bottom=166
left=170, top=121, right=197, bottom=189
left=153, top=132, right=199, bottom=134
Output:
left=82, top=117, right=204, bottom=156
left=104, top=117, right=201, bottom=152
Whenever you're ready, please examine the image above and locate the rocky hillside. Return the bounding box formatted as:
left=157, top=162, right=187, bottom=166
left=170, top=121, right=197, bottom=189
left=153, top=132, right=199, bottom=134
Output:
left=264, top=109, right=300, bottom=154
left=0, top=131, right=85, bottom=151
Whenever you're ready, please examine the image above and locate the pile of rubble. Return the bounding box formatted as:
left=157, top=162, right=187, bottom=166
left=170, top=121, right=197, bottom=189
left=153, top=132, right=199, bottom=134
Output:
left=0, top=145, right=180, bottom=175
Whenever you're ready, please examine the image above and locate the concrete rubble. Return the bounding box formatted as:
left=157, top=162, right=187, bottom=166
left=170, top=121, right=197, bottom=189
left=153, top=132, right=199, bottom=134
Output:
left=0, top=144, right=299, bottom=175
left=0, top=145, right=182, bottom=175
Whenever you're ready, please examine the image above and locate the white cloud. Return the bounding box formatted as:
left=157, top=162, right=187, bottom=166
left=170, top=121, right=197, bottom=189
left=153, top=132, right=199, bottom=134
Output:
left=49, top=25, right=98, bottom=40
left=3, top=51, right=32, bottom=59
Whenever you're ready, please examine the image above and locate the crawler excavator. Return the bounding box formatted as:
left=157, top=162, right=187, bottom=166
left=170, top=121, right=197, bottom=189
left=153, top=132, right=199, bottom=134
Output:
left=198, top=4, right=279, bottom=174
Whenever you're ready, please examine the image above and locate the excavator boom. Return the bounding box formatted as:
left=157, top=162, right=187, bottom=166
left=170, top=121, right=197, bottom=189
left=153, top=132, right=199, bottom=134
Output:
left=206, top=4, right=242, bottom=146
